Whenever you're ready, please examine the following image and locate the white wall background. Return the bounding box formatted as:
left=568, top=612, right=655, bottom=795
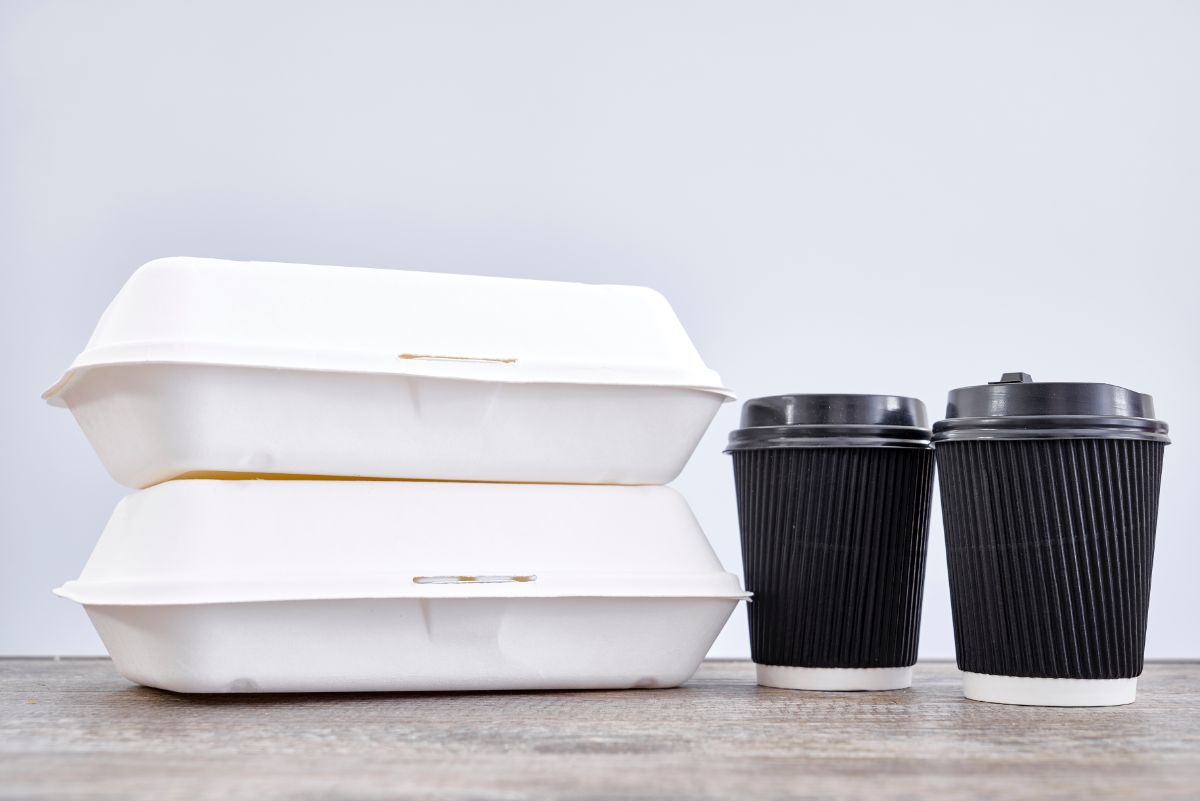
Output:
left=2, top=0, right=1197, bottom=659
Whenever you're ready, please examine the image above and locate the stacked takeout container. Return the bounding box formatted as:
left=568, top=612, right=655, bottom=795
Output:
left=48, top=257, right=746, bottom=693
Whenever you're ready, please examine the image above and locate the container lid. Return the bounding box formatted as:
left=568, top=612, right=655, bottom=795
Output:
left=932, top=373, right=1170, bottom=443
left=43, top=257, right=733, bottom=405
left=725, top=394, right=931, bottom=450
left=55, top=480, right=748, bottom=606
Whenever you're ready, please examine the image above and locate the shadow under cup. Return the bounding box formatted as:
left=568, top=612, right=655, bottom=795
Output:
left=933, top=373, right=1170, bottom=707
left=727, top=394, right=935, bottom=691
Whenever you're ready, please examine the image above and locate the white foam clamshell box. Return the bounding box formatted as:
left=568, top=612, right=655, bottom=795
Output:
left=44, top=257, right=733, bottom=488
left=56, top=480, right=747, bottom=693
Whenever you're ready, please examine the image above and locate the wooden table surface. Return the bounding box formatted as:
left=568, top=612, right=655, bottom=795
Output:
left=2, top=658, right=1197, bottom=801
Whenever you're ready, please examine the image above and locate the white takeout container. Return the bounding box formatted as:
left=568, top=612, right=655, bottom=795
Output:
left=57, top=479, right=747, bottom=693
left=44, top=257, right=732, bottom=488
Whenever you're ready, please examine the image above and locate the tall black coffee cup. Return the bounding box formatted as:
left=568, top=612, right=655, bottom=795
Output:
left=934, top=373, right=1169, bottom=706
left=727, top=394, right=934, bottom=690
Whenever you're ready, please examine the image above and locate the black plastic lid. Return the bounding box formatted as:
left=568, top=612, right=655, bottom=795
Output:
left=725, top=394, right=931, bottom=451
left=932, top=373, right=1169, bottom=444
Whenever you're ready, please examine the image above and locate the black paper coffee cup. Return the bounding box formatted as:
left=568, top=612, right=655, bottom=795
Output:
left=933, top=373, right=1169, bottom=707
left=727, top=394, right=934, bottom=691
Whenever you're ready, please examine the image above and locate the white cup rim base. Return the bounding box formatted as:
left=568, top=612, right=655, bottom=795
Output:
left=756, top=664, right=913, bottom=691
left=962, top=671, right=1138, bottom=706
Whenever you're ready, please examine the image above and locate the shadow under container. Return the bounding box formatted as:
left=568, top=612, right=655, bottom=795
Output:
left=933, top=373, right=1169, bottom=707
left=727, top=394, right=935, bottom=691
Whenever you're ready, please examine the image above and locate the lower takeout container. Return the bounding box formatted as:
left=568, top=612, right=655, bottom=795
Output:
left=56, top=480, right=746, bottom=693
left=44, top=258, right=732, bottom=487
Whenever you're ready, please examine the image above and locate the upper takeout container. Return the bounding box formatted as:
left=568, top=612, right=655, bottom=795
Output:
left=58, top=480, right=746, bottom=692
left=45, top=257, right=733, bottom=487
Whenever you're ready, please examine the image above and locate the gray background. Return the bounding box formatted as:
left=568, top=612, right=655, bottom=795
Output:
left=2, top=0, right=1197, bottom=659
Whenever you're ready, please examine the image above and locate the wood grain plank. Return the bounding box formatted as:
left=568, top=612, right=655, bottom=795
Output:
left=1, top=659, right=1197, bottom=801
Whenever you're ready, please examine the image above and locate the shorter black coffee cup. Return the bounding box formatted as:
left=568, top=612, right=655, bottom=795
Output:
left=727, top=394, right=934, bottom=690
left=934, top=373, right=1169, bottom=706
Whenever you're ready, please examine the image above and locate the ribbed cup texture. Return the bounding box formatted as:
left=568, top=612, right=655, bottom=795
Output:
left=732, top=448, right=934, bottom=669
left=937, top=439, right=1164, bottom=680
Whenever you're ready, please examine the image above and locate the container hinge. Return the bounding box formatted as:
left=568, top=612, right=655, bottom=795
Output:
left=399, top=354, right=517, bottom=365
left=412, top=575, right=537, bottom=585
